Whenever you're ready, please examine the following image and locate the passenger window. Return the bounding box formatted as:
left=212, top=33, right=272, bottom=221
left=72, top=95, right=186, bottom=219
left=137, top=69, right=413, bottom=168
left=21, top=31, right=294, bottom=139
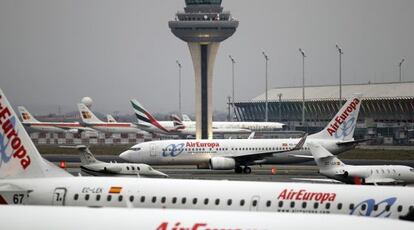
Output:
left=161, top=197, right=166, bottom=203
left=349, top=203, right=354, bottom=210
left=152, top=196, right=156, bottom=203
left=85, top=194, right=90, bottom=201
left=227, top=199, right=232, bottom=206
left=409, top=206, right=414, bottom=212
left=374, top=205, right=378, bottom=211
left=397, top=205, right=403, bottom=212
left=96, top=194, right=101, bottom=201
left=337, top=203, right=342, bottom=210
left=240, top=200, right=245, bottom=206
left=385, top=205, right=390, bottom=211
left=126, top=166, right=130, bottom=170
left=278, top=201, right=283, bottom=208
left=215, top=199, right=220, bottom=205
left=181, top=197, right=187, bottom=204
left=204, top=198, right=209, bottom=205
left=252, top=200, right=258, bottom=207
left=131, top=166, right=135, bottom=170
left=140, top=196, right=145, bottom=203
left=266, top=200, right=271, bottom=207
left=361, top=204, right=366, bottom=211
left=193, top=198, right=197, bottom=205
left=314, top=202, right=319, bottom=209
left=302, top=202, right=307, bottom=208
left=325, top=203, right=331, bottom=209
left=290, top=201, right=295, bottom=208
left=137, top=167, right=140, bottom=171
left=107, top=195, right=112, bottom=202
left=172, top=197, right=177, bottom=204
left=74, top=194, right=79, bottom=201
left=129, top=196, right=134, bottom=202
left=118, top=195, right=123, bottom=202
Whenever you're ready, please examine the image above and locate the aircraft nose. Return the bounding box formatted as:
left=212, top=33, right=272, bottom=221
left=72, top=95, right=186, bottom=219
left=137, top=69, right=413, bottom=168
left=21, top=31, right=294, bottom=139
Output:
left=119, top=151, right=131, bottom=161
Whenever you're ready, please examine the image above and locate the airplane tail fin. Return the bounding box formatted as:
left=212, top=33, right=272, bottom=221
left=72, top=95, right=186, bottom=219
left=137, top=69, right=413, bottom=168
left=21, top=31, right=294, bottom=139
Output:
left=60, top=145, right=99, bottom=164
left=17, top=106, right=40, bottom=123
left=106, top=114, right=117, bottom=123
left=0, top=89, right=71, bottom=179
left=309, top=143, right=345, bottom=170
left=130, top=99, right=170, bottom=133
left=310, top=94, right=362, bottom=141
left=182, top=114, right=192, bottom=122
left=77, top=103, right=103, bottom=124
left=170, top=114, right=185, bottom=131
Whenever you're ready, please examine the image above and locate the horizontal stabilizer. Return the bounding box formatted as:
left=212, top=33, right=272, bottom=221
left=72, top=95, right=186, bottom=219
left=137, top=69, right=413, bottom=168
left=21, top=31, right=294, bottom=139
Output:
left=336, top=138, right=371, bottom=146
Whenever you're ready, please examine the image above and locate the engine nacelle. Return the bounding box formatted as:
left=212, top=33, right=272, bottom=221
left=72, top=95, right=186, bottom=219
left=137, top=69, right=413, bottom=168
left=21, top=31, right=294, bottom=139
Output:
left=67, top=129, right=79, bottom=134
left=209, top=157, right=236, bottom=170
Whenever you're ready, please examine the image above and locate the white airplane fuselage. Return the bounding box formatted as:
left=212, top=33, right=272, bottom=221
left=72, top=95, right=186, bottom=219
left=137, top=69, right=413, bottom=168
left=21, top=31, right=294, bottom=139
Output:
left=2, top=177, right=413, bottom=220
left=22, top=122, right=89, bottom=133
left=322, top=165, right=414, bottom=184
left=183, top=121, right=285, bottom=131
left=120, top=138, right=349, bottom=166
left=80, top=162, right=167, bottom=177
left=85, top=122, right=141, bottom=133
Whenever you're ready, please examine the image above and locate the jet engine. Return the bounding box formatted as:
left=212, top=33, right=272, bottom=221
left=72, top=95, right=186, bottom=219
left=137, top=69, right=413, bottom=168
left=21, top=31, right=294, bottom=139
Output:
left=209, top=157, right=236, bottom=170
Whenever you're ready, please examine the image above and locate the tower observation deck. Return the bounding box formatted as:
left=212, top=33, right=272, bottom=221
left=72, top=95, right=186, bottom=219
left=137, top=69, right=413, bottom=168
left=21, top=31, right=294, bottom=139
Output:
left=169, top=0, right=239, bottom=139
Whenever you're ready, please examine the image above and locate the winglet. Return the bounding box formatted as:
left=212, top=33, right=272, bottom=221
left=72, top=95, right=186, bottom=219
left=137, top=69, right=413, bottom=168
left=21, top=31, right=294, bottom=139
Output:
left=291, top=133, right=308, bottom=151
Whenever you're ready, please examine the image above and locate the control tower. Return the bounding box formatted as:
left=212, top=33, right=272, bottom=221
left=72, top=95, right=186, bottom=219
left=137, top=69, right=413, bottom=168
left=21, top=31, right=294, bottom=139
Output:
left=169, top=0, right=238, bottom=139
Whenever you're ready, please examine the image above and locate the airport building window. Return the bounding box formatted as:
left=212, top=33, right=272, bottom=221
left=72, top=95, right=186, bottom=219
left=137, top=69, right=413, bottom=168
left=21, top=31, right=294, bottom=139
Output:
left=240, top=199, right=245, bottom=206
left=74, top=194, right=79, bottom=201
left=85, top=194, right=90, bottom=201
left=252, top=200, right=258, bottom=207
left=290, top=201, right=295, bottom=208
left=325, top=203, right=331, bottom=210
left=129, top=196, right=134, bottom=202
left=140, top=196, right=145, bottom=203
left=227, top=199, right=232, bottom=206
left=215, top=199, right=220, bottom=205
left=204, top=198, right=209, bottom=205
left=152, top=196, right=157, bottom=203
left=349, top=204, right=354, bottom=210
left=172, top=197, right=177, bottom=204
left=96, top=194, right=101, bottom=201
left=302, top=202, right=307, bottom=208
left=314, top=202, right=319, bottom=209
left=278, top=201, right=283, bottom=208
left=397, top=205, right=403, bottom=212
left=118, top=195, right=123, bottom=202
left=107, top=195, right=112, bottom=202
left=161, top=197, right=166, bottom=204
left=337, top=203, right=342, bottom=210
left=181, top=197, right=187, bottom=204
left=193, top=198, right=197, bottom=205
left=266, top=200, right=271, bottom=207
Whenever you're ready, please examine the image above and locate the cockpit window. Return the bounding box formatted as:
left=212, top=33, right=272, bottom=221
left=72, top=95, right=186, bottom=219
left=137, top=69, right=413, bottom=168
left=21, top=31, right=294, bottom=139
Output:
left=130, top=147, right=141, bottom=151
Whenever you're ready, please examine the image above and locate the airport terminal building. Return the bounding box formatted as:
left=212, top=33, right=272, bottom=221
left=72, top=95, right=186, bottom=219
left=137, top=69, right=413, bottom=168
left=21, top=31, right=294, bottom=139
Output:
left=233, top=82, right=414, bottom=145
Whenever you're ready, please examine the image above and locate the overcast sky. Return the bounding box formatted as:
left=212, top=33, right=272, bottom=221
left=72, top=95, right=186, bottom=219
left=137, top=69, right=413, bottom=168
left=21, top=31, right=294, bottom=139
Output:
left=0, top=0, right=413, bottom=116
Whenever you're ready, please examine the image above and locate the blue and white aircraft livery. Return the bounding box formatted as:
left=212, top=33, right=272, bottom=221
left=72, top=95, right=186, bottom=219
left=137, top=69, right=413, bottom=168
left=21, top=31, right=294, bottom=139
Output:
left=0, top=88, right=413, bottom=221
left=120, top=94, right=364, bottom=173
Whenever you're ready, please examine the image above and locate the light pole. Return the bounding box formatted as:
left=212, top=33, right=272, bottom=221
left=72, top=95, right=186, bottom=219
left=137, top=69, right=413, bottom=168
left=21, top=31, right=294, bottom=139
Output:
left=262, top=51, right=269, bottom=122
left=277, top=93, right=282, bottom=122
left=336, top=44, right=343, bottom=107
left=399, top=58, right=405, bottom=82
left=176, top=60, right=182, bottom=116
left=299, top=48, right=306, bottom=127
left=229, top=55, right=236, bottom=121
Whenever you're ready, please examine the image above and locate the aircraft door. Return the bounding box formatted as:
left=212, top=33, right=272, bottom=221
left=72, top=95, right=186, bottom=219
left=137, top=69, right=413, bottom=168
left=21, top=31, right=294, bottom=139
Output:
left=150, top=143, right=157, bottom=157
left=249, top=195, right=260, bottom=211
left=52, top=188, right=67, bottom=206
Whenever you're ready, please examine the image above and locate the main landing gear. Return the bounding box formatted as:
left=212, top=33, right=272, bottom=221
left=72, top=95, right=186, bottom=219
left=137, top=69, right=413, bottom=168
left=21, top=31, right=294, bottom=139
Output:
left=235, top=166, right=252, bottom=174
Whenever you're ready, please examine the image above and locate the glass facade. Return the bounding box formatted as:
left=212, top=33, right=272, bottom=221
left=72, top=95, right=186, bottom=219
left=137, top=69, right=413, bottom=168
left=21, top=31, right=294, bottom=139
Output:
left=185, top=0, right=222, bottom=5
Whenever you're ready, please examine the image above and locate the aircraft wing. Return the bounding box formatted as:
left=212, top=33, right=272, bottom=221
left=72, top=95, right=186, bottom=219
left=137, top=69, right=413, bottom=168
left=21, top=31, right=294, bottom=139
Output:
left=231, top=134, right=307, bottom=164
left=364, top=177, right=399, bottom=184
left=291, top=154, right=314, bottom=159
left=292, top=178, right=343, bottom=184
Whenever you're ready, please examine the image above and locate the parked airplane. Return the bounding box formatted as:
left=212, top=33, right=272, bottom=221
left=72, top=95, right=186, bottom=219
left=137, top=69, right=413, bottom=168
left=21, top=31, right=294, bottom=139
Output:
left=121, top=94, right=364, bottom=173
left=130, top=99, right=252, bottom=136
left=18, top=106, right=96, bottom=134
left=1, top=206, right=413, bottom=230
left=1, top=88, right=413, bottom=220
left=180, top=113, right=285, bottom=131
left=77, top=103, right=143, bottom=134
left=309, top=143, right=414, bottom=185
left=63, top=145, right=168, bottom=177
